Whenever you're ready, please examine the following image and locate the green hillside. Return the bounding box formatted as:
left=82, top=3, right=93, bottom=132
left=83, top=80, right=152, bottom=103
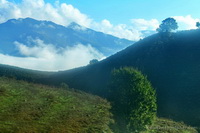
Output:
left=1, top=29, right=200, bottom=132
left=144, top=118, right=198, bottom=133
left=0, top=77, right=198, bottom=133
left=38, top=29, right=200, bottom=130
left=0, top=77, right=113, bottom=133
left=0, top=64, right=53, bottom=82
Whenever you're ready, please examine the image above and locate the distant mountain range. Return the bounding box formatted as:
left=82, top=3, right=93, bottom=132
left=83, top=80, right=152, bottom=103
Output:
left=0, top=18, right=134, bottom=57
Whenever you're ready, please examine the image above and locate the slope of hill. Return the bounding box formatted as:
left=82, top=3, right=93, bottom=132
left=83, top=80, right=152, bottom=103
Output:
left=0, top=77, right=113, bottom=133
left=1, top=29, right=200, bottom=131
left=144, top=118, right=198, bottom=133
left=0, top=64, right=53, bottom=82
left=0, top=18, right=133, bottom=56
left=40, top=29, right=200, bottom=130
left=0, top=73, right=198, bottom=133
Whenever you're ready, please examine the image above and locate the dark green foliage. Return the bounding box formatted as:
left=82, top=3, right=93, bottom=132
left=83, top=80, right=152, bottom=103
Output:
left=60, top=82, right=69, bottom=89
left=0, top=77, right=113, bottom=133
left=196, top=22, right=200, bottom=28
left=89, top=59, right=99, bottom=65
left=0, top=64, right=53, bottom=82
left=157, top=18, right=178, bottom=32
left=109, top=67, right=157, bottom=132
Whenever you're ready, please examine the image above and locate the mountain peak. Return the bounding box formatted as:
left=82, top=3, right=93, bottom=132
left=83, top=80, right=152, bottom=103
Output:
left=67, top=22, right=87, bottom=31
left=6, top=18, right=57, bottom=27
left=7, top=17, right=37, bottom=24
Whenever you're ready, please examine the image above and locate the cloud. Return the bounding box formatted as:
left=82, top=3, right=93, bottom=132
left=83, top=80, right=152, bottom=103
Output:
left=91, top=19, right=142, bottom=41
left=0, top=39, right=104, bottom=71
left=93, top=19, right=159, bottom=40
left=101, top=19, right=113, bottom=28
left=0, top=0, right=92, bottom=27
left=173, top=15, right=200, bottom=30
left=131, top=19, right=159, bottom=31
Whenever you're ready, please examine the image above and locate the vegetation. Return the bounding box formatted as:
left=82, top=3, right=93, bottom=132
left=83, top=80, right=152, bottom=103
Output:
left=157, top=18, right=178, bottom=32
left=196, top=22, right=200, bottom=28
left=1, top=29, right=200, bottom=132
left=143, top=118, right=198, bottom=133
left=89, top=59, right=99, bottom=65
left=109, top=67, right=157, bottom=133
left=0, top=77, right=113, bottom=133
left=38, top=29, right=200, bottom=131
left=0, top=64, right=53, bottom=82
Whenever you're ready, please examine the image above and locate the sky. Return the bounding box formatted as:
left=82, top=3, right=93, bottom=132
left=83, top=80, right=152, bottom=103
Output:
left=1, top=0, right=200, bottom=40
left=8, top=0, right=200, bottom=24
left=0, top=0, right=200, bottom=71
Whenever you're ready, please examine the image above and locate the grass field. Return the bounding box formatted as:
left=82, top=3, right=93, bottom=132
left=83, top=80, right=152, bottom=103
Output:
left=0, top=77, right=113, bottom=133
left=0, top=77, right=198, bottom=133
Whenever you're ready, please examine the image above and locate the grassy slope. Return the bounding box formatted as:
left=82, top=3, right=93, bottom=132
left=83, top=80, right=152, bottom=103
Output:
left=0, top=77, right=198, bottom=133
left=0, top=77, right=113, bottom=133
left=0, top=64, right=54, bottom=82
left=144, top=118, right=198, bottom=133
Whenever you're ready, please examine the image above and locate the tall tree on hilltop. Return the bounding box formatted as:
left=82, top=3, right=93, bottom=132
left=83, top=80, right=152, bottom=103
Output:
left=157, top=17, right=178, bottom=33
left=196, top=22, right=200, bottom=29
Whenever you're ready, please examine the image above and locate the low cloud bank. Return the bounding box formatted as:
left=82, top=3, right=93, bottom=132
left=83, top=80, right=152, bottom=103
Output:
left=0, top=39, right=104, bottom=71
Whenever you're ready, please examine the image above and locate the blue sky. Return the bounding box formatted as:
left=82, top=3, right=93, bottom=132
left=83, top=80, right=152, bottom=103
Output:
left=62, top=0, right=200, bottom=24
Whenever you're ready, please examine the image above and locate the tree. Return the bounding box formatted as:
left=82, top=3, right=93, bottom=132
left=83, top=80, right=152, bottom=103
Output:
left=89, top=59, right=98, bottom=65
left=196, top=22, right=200, bottom=28
left=109, top=67, right=157, bottom=132
left=157, top=17, right=178, bottom=33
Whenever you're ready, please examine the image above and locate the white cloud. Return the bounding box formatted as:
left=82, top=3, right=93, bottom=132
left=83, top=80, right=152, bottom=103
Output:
left=0, top=39, right=104, bottom=71
left=173, top=15, right=200, bottom=30
left=0, top=0, right=92, bottom=27
left=101, top=19, right=113, bottom=28
left=131, top=19, right=159, bottom=31
left=14, top=40, right=56, bottom=59
left=91, top=19, right=142, bottom=41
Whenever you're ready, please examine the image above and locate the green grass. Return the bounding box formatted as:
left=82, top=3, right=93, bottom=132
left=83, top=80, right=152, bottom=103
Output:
left=143, top=118, right=198, bottom=133
left=0, top=76, right=198, bottom=133
left=0, top=77, right=113, bottom=133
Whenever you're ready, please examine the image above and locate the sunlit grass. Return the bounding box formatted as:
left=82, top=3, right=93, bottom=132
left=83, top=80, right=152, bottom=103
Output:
left=0, top=77, right=113, bottom=133
left=143, top=118, right=198, bottom=133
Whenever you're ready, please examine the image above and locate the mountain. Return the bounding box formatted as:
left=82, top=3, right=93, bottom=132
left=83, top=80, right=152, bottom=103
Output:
left=0, top=18, right=134, bottom=57
left=36, top=29, right=200, bottom=130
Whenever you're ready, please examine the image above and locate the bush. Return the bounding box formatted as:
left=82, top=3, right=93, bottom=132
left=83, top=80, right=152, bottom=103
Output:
left=109, top=67, right=157, bottom=132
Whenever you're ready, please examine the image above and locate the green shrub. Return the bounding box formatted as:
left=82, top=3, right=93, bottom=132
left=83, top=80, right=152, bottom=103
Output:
left=109, top=67, right=157, bottom=132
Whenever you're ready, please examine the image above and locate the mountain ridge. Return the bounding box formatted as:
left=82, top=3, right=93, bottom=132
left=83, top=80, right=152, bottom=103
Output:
left=0, top=17, right=134, bottom=57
